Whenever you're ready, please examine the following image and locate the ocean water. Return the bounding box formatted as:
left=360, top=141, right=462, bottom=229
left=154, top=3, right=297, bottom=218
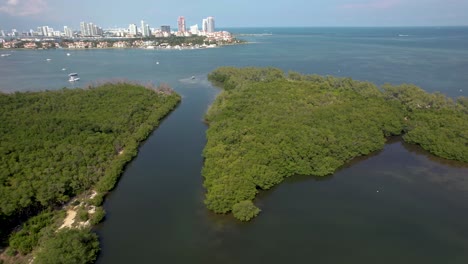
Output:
left=1, top=27, right=468, bottom=263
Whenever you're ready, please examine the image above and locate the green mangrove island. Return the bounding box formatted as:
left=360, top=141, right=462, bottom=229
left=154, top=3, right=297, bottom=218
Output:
left=204, top=67, right=468, bottom=221
left=0, top=82, right=180, bottom=263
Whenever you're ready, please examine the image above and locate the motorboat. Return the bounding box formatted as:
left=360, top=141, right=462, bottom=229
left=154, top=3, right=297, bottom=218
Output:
left=69, top=76, right=80, bottom=82
left=68, top=73, right=78, bottom=77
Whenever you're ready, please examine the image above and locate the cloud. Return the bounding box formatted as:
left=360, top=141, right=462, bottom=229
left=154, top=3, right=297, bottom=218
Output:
left=339, top=0, right=400, bottom=10
left=0, top=0, right=47, bottom=16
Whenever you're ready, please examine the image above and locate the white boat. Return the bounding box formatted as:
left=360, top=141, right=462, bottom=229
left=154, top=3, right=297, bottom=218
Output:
left=62, top=68, right=67, bottom=71
left=191, top=76, right=196, bottom=80
left=46, top=58, right=51, bottom=61
left=68, top=73, right=78, bottom=77
left=68, top=77, right=80, bottom=82
left=156, top=61, right=159, bottom=65
left=66, top=53, right=71, bottom=56
left=1, top=54, right=11, bottom=57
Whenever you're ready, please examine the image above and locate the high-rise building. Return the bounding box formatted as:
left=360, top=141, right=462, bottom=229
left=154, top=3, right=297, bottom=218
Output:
left=79, top=22, right=102, bottom=36
left=190, top=24, right=199, bottom=35
left=41, top=26, right=50, bottom=36
left=177, top=16, right=186, bottom=32
left=141, top=20, right=150, bottom=37
left=202, top=19, right=208, bottom=32
left=80, top=22, right=87, bottom=36
left=89, top=23, right=96, bottom=36
left=145, top=24, right=151, bottom=36
left=64, top=26, right=74, bottom=38
left=206, top=17, right=215, bottom=33
left=161, top=25, right=171, bottom=34
left=129, top=24, right=138, bottom=36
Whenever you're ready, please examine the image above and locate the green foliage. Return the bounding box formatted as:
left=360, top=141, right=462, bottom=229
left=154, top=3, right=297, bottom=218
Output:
left=0, top=82, right=179, bottom=218
left=90, top=207, right=105, bottom=225
left=0, top=82, right=180, bottom=248
left=89, top=193, right=104, bottom=206
left=34, top=229, right=99, bottom=264
left=8, top=211, right=56, bottom=255
left=232, top=201, right=261, bottom=221
left=382, top=85, right=468, bottom=162
left=5, top=248, right=16, bottom=257
left=77, top=207, right=89, bottom=222
left=204, top=67, right=467, bottom=220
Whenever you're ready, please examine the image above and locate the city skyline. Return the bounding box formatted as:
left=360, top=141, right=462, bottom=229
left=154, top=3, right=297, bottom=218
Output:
left=1, top=0, right=468, bottom=31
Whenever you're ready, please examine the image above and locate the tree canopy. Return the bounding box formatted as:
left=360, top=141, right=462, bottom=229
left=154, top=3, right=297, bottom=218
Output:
left=204, top=67, right=467, bottom=220
left=0, top=82, right=180, bottom=242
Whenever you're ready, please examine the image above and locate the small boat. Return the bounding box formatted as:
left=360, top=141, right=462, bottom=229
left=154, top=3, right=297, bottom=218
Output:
left=46, top=58, right=52, bottom=61
left=66, top=53, right=71, bottom=56
left=191, top=76, right=195, bottom=80
left=68, top=73, right=78, bottom=77
left=1, top=54, right=11, bottom=57
left=68, top=77, right=80, bottom=82
left=156, top=61, right=159, bottom=65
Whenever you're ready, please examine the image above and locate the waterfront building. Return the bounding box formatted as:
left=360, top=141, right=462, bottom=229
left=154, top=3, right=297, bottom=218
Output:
left=202, top=19, right=208, bottom=32
left=161, top=25, right=171, bottom=34
left=129, top=24, right=138, bottom=36
left=141, top=20, right=151, bottom=37
left=80, top=22, right=102, bottom=37
left=64, top=26, right=74, bottom=38
left=190, top=24, right=199, bottom=35
left=88, top=23, right=96, bottom=36
left=206, top=17, right=215, bottom=33
left=39, top=26, right=51, bottom=36
left=80, top=22, right=88, bottom=36
left=178, top=16, right=186, bottom=33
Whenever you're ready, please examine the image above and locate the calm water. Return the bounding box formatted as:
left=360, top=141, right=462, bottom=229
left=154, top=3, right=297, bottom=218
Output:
left=1, top=27, right=468, bottom=263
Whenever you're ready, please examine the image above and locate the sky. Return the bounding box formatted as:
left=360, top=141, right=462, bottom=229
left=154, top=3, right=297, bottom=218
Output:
left=0, top=0, right=468, bottom=31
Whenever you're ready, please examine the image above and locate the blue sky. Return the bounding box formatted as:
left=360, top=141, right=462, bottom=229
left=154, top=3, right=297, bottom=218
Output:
left=1, top=0, right=467, bottom=31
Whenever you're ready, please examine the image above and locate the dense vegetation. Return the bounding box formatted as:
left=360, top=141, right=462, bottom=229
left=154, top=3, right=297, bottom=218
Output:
left=34, top=229, right=100, bottom=264
left=0, top=82, right=180, bottom=259
left=204, top=67, right=467, bottom=220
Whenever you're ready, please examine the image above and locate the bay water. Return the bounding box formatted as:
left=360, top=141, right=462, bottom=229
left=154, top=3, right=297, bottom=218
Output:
left=1, top=27, right=468, bottom=263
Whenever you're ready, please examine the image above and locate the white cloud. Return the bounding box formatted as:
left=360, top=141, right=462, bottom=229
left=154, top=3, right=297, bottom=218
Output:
left=0, top=0, right=47, bottom=16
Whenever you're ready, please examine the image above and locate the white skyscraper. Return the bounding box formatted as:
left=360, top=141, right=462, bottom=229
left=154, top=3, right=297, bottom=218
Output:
left=64, top=26, right=74, bottom=38
left=41, top=26, right=50, bottom=36
left=190, top=24, right=199, bottom=35
left=206, top=17, right=215, bottom=33
left=202, top=19, right=208, bottom=32
left=129, top=24, right=138, bottom=36
left=89, top=23, right=96, bottom=36
left=141, top=20, right=150, bottom=37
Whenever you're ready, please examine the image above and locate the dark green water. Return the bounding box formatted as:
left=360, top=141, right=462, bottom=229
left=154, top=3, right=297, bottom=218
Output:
left=1, top=27, right=467, bottom=263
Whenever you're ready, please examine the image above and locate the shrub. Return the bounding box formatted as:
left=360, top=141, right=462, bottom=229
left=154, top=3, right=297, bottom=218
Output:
left=89, top=194, right=104, bottom=207
left=232, top=201, right=261, bottom=221
left=90, top=207, right=106, bottom=225
left=77, top=208, right=89, bottom=222
left=35, top=229, right=100, bottom=264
